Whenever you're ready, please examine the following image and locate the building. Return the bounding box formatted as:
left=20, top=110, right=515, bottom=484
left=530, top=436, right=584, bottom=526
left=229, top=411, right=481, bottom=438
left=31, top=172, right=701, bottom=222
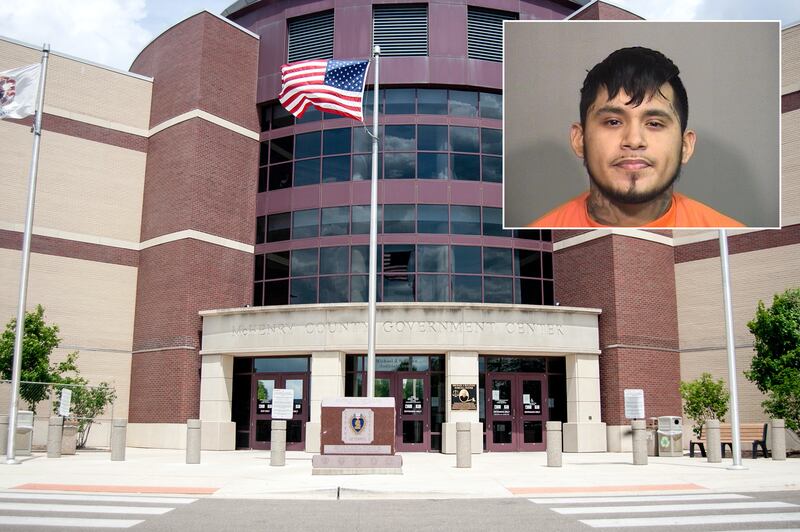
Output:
left=0, top=0, right=797, bottom=454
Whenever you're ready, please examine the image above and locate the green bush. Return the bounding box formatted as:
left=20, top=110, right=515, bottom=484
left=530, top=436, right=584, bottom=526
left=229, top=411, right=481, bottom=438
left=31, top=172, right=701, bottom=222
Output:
left=679, top=373, right=730, bottom=438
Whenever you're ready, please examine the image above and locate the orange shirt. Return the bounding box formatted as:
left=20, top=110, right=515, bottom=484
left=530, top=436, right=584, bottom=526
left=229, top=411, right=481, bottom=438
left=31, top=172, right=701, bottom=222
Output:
left=527, top=191, right=745, bottom=228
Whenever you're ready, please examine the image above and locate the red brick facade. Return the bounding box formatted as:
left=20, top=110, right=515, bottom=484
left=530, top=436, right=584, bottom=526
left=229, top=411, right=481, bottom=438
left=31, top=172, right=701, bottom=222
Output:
left=0, top=229, right=138, bottom=267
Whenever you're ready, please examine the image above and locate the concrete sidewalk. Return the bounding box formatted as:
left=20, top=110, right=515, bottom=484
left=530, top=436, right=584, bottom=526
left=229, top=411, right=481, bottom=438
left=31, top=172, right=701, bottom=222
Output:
left=1, top=449, right=798, bottom=500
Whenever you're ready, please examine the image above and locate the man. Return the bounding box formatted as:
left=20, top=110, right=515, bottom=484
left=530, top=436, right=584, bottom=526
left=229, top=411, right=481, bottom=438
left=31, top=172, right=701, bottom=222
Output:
left=528, top=47, right=743, bottom=228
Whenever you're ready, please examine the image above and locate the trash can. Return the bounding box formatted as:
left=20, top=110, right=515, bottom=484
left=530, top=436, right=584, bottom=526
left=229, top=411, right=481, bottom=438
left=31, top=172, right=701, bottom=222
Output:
left=657, top=416, right=683, bottom=457
left=646, top=417, right=659, bottom=456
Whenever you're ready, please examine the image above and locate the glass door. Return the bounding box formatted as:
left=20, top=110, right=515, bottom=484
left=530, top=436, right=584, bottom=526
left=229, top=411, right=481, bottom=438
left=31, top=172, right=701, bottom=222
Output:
left=486, top=375, right=515, bottom=451
left=485, top=373, right=547, bottom=451
left=250, top=373, right=308, bottom=450
left=518, top=376, right=546, bottom=451
left=396, top=372, right=429, bottom=451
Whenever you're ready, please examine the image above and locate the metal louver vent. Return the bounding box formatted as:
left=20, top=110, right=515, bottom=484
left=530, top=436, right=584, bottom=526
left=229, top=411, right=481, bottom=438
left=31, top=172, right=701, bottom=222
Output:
left=373, top=4, right=428, bottom=57
left=288, top=11, right=334, bottom=63
left=467, top=7, right=517, bottom=62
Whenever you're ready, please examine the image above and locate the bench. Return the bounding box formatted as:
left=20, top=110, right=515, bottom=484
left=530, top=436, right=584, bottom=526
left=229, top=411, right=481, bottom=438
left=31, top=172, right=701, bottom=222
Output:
left=689, top=422, right=768, bottom=458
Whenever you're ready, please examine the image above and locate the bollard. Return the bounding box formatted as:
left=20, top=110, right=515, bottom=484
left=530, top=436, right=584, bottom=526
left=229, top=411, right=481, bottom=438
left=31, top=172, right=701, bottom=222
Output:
left=706, top=419, right=721, bottom=463
left=632, top=419, right=648, bottom=465
left=47, top=416, right=64, bottom=458
left=771, top=419, right=786, bottom=461
left=456, top=422, right=471, bottom=468
left=270, top=420, right=286, bottom=466
left=110, top=418, right=127, bottom=461
left=546, top=421, right=562, bottom=467
left=186, top=419, right=201, bottom=464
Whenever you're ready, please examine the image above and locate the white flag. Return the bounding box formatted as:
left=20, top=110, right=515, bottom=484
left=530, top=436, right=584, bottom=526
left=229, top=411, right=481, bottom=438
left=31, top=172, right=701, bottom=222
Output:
left=0, top=63, right=41, bottom=120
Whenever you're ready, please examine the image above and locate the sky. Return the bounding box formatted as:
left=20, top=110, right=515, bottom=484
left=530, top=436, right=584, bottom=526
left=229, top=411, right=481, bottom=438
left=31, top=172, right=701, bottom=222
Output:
left=0, top=0, right=799, bottom=72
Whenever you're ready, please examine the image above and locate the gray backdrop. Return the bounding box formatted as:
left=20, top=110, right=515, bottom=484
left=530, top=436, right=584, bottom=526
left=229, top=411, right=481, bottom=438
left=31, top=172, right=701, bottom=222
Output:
left=503, top=21, right=780, bottom=228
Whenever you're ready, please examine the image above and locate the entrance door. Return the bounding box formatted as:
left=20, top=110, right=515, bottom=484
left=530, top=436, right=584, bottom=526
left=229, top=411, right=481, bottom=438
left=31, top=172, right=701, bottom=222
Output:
left=485, top=373, right=547, bottom=451
left=375, top=372, right=430, bottom=451
left=250, top=373, right=308, bottom=450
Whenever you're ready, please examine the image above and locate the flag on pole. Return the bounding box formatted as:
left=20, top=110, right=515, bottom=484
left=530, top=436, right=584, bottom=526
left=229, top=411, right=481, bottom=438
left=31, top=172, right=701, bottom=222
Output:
left=279, top=59, right=369, bottom=121
left=0, top=64, right=41, bottom=120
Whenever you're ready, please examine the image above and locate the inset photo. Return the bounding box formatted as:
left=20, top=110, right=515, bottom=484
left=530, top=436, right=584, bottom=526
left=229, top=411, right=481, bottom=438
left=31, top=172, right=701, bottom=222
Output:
left=503, top=21, right=780, bottom=229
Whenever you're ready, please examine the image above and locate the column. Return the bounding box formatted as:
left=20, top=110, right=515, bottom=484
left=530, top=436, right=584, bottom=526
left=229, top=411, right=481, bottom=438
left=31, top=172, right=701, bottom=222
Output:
left=442, top=351, right=482, bottom=454
left=305, top=351, right=346, bottom=453
left=563, top=353, right=607, bottom=452
left=198, top=354, right=236, bottom=450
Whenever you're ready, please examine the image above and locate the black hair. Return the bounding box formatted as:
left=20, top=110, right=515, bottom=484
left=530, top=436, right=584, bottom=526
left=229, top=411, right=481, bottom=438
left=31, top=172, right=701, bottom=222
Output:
left=579, top=46, right=688, bottom=132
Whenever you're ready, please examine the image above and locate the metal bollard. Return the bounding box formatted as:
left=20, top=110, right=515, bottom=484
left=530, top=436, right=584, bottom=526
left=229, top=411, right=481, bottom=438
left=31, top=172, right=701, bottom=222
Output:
left=186, top=419, right=201, bottom=464
left=47, top=416, right=64, bottom=458
left=546, top=421, right=562, bottom=467
left=706, top=419, right=721, bottom=463
left=456, top=422, right=471, bottom=468
left=110, top=419, right=127, bottom=461
left=270, top=420, right=286, bottom=466
left=771, top=419, right=786, bottom=461
left=632, top=419, right=648, bottom=465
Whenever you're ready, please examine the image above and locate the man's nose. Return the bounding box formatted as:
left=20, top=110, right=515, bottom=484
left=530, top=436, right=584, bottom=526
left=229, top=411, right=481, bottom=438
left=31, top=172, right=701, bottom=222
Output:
left=621, top=123, right=647, bottom=149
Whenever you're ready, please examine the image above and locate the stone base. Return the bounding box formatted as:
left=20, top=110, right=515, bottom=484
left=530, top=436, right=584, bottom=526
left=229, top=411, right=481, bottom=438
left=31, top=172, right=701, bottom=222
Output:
left=312, top=454, right=402, bottom=475
left=563, top=422, right=607, bottom=452
left=606, top=424, right=633, bottom=452
left=200, top=421, right=235, bottom=451
left=305, top=422, right=321, bottom=453
left=127, top=422, right=235, bottom=450
left=441, top=422, right=483, bottom=454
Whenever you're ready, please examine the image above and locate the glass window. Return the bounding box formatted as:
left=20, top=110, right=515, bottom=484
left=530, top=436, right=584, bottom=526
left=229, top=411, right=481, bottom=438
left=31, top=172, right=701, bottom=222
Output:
left=353, top=126, right=376, bottom=153
left=385, top=153, right=415, bottom=179
left=418, top=89, right=447, bottom=115
left=514, top=229, right=541, bottom=240
left=268, top=162, right=292, bottom=190
left=291, top=248, right=318, bottom=276
left=417, top=153, right=448, bottom=179
left=541, top=230, right=552, bottom=242
left=483, top=207, right=509, bottom=237
left=321, top=206, right=349, bottom=236
left=259, top=105, right=271, bottom=132
left=418, top=275, right=449, bottom=301
left=351, top=275, right=368, bottom=302
left=453, top=275, right=481, bottom=302
left=259, top=142, right=269, bottom=166
left=384, top=204, right=415, bottom=233
left=417, top=204, right=448, bottom=233
left=451, top=154, right=480, bottom=181
left=253, top=282, right=263, bottom=306
left=255, top=216, right=265, bottom=245
left=481, top=128, right=502, bottom=155
left=351, top=245, right=381, bottom=274
left=320, top=246, right=349, bottom=274
left=483, top=247, right=512, bottom=275
left=290, top=277, right=317, bottom=304
left=484, top=276, right=512, bottom=303
left=270, top=136, right=293, bottom=162
left=515, top=249, right=541, bottom=277
left=258, top=167, right=268, bottom=193
left=543, top=280, right=554, bottom=305
left=254, top=357, right=309, bottom=372
left=383, top=244, right=415, bottom=273
left=363, top=89, right=384, bottom=116
left=292, top=209, right=319, bottom=239
left=543, top=252, right=553, bottom=279
left=417, top=245, right=448, bottom=272
left=323, top=128, right=351, bottom=155
left=384, top=125, right=416, bottom=151
left=376, top=356, right=410, bottom=371
left=265, top=251, right=290, bottom=279
left=418, top=125, right=448, bottom=151
left=480, top=92, right=502, bottom=119
left=264, top=279, right=289, bottom=305
left=515, top=278, right=542, bottom=305
left=452, top=245, right=481, bottom=273
left=385, top=88, right=415, bottom=114
left=272, top=104, right=294, bottom=129
left=383, top=275, right=414, bottom=301
left=449, top=90, right=478, bottom=117
left=266, top=212, right=290, bottom=242
left=294, top=158, right=320, bottom=186
left=351, top=205, right=382, bottom=234
left=295, top=131, right=321, bottom=158
left=296, top=106, right=322, bottom=124
left=451, top=127, right=479, bottom=153
left=319, top=276, right=349, bottom=303
left=482, top=156, right=502, bottom=183
left=352, top=154, right=382, bottom=181
left=451, top=205, right=481, bottom=234
left=254, top=254, right=265, bottom=281
left=322, top=155, right=351, bottom=182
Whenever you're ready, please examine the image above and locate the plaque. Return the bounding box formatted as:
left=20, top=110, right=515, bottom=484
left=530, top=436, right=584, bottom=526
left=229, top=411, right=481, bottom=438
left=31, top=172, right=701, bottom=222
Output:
left=451, top=384, right=477, bottom=410
left=272, top=388, right=294, bottom=420
left=624, top=389, right=645, bottom=419
left=341, top=408, right=375, bottom=444
left=493, top=399, right=510, bottom=415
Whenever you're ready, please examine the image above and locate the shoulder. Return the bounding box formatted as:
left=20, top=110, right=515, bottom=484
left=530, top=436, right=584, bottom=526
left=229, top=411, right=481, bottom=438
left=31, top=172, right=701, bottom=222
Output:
left=527, top=192, right=591, bottom=228
left=672, top=193, right=745, bottom=228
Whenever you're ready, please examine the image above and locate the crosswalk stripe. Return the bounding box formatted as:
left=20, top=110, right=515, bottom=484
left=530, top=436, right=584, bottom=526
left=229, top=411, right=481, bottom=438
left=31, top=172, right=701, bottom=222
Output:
left=581, top=512, right=800, bottom=528
left=529, top=493, right=752, bottom=504
left=555, top=500, right=796, bottom=515
left=0, top=492, right=197, bottom=505
left=0, top=502, right=174, bottom=515
left=0, top=515, right=143, bottom=528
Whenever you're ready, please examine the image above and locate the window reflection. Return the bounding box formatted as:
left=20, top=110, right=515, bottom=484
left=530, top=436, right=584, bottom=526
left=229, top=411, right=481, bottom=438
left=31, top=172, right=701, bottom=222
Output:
left=417, top=204, right=449, bottom=233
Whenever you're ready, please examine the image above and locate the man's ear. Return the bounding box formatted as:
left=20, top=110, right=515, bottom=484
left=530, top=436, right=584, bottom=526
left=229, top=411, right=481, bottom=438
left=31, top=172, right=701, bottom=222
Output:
left=570, top=123, right=585, bottom=159
left=681, top=129, right=696, bottom=164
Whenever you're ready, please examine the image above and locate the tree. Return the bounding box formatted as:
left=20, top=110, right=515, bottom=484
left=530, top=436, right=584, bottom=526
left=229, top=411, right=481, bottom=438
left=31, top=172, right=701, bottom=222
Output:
left=746, top=288, right=800, bottom=432
left=0, top=305, right=77, bottom=409
left=679, top=372, right=730, bottom=438
left=54, top=378, right=117, bottom=448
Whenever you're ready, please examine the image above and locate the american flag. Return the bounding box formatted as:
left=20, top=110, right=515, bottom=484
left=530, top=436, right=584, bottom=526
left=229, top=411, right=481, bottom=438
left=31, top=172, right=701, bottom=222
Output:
left=279, top=59, right=370, bottom=121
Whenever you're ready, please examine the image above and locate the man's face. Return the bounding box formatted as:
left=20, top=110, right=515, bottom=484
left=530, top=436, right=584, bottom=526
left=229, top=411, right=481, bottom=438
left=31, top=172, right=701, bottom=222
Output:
left=570, top=84, right=695, bottom=205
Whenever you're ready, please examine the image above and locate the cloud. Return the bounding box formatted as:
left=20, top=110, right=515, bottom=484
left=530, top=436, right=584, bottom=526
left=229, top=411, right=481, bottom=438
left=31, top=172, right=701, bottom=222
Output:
left=0, top=0, right=152, bottom=71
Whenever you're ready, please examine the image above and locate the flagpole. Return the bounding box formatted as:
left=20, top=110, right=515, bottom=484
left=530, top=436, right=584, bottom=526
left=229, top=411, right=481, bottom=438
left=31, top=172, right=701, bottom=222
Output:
left=367, top=45, right=380, bottom=398
left=5, top=44, right=50, bottom=465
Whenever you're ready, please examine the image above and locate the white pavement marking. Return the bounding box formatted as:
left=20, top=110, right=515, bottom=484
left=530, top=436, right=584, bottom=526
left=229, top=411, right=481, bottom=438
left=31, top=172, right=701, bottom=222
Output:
left=529, top=493, right=752, bottom=504
left=0, top=515, right=143, bottom=528
left=555, top=501, right=796, bottom=515
left=581, top=512, right=800, bottom=528
left=0, top=502, right=174, bottom=515
left=0, top=492, right=197, bottom=504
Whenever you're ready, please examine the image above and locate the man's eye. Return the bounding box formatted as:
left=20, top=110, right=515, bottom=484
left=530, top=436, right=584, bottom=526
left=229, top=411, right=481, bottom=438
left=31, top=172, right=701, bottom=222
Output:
left=604, top=119, right=621, bottom=126
left=646, top=121, right=664, bottom=128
